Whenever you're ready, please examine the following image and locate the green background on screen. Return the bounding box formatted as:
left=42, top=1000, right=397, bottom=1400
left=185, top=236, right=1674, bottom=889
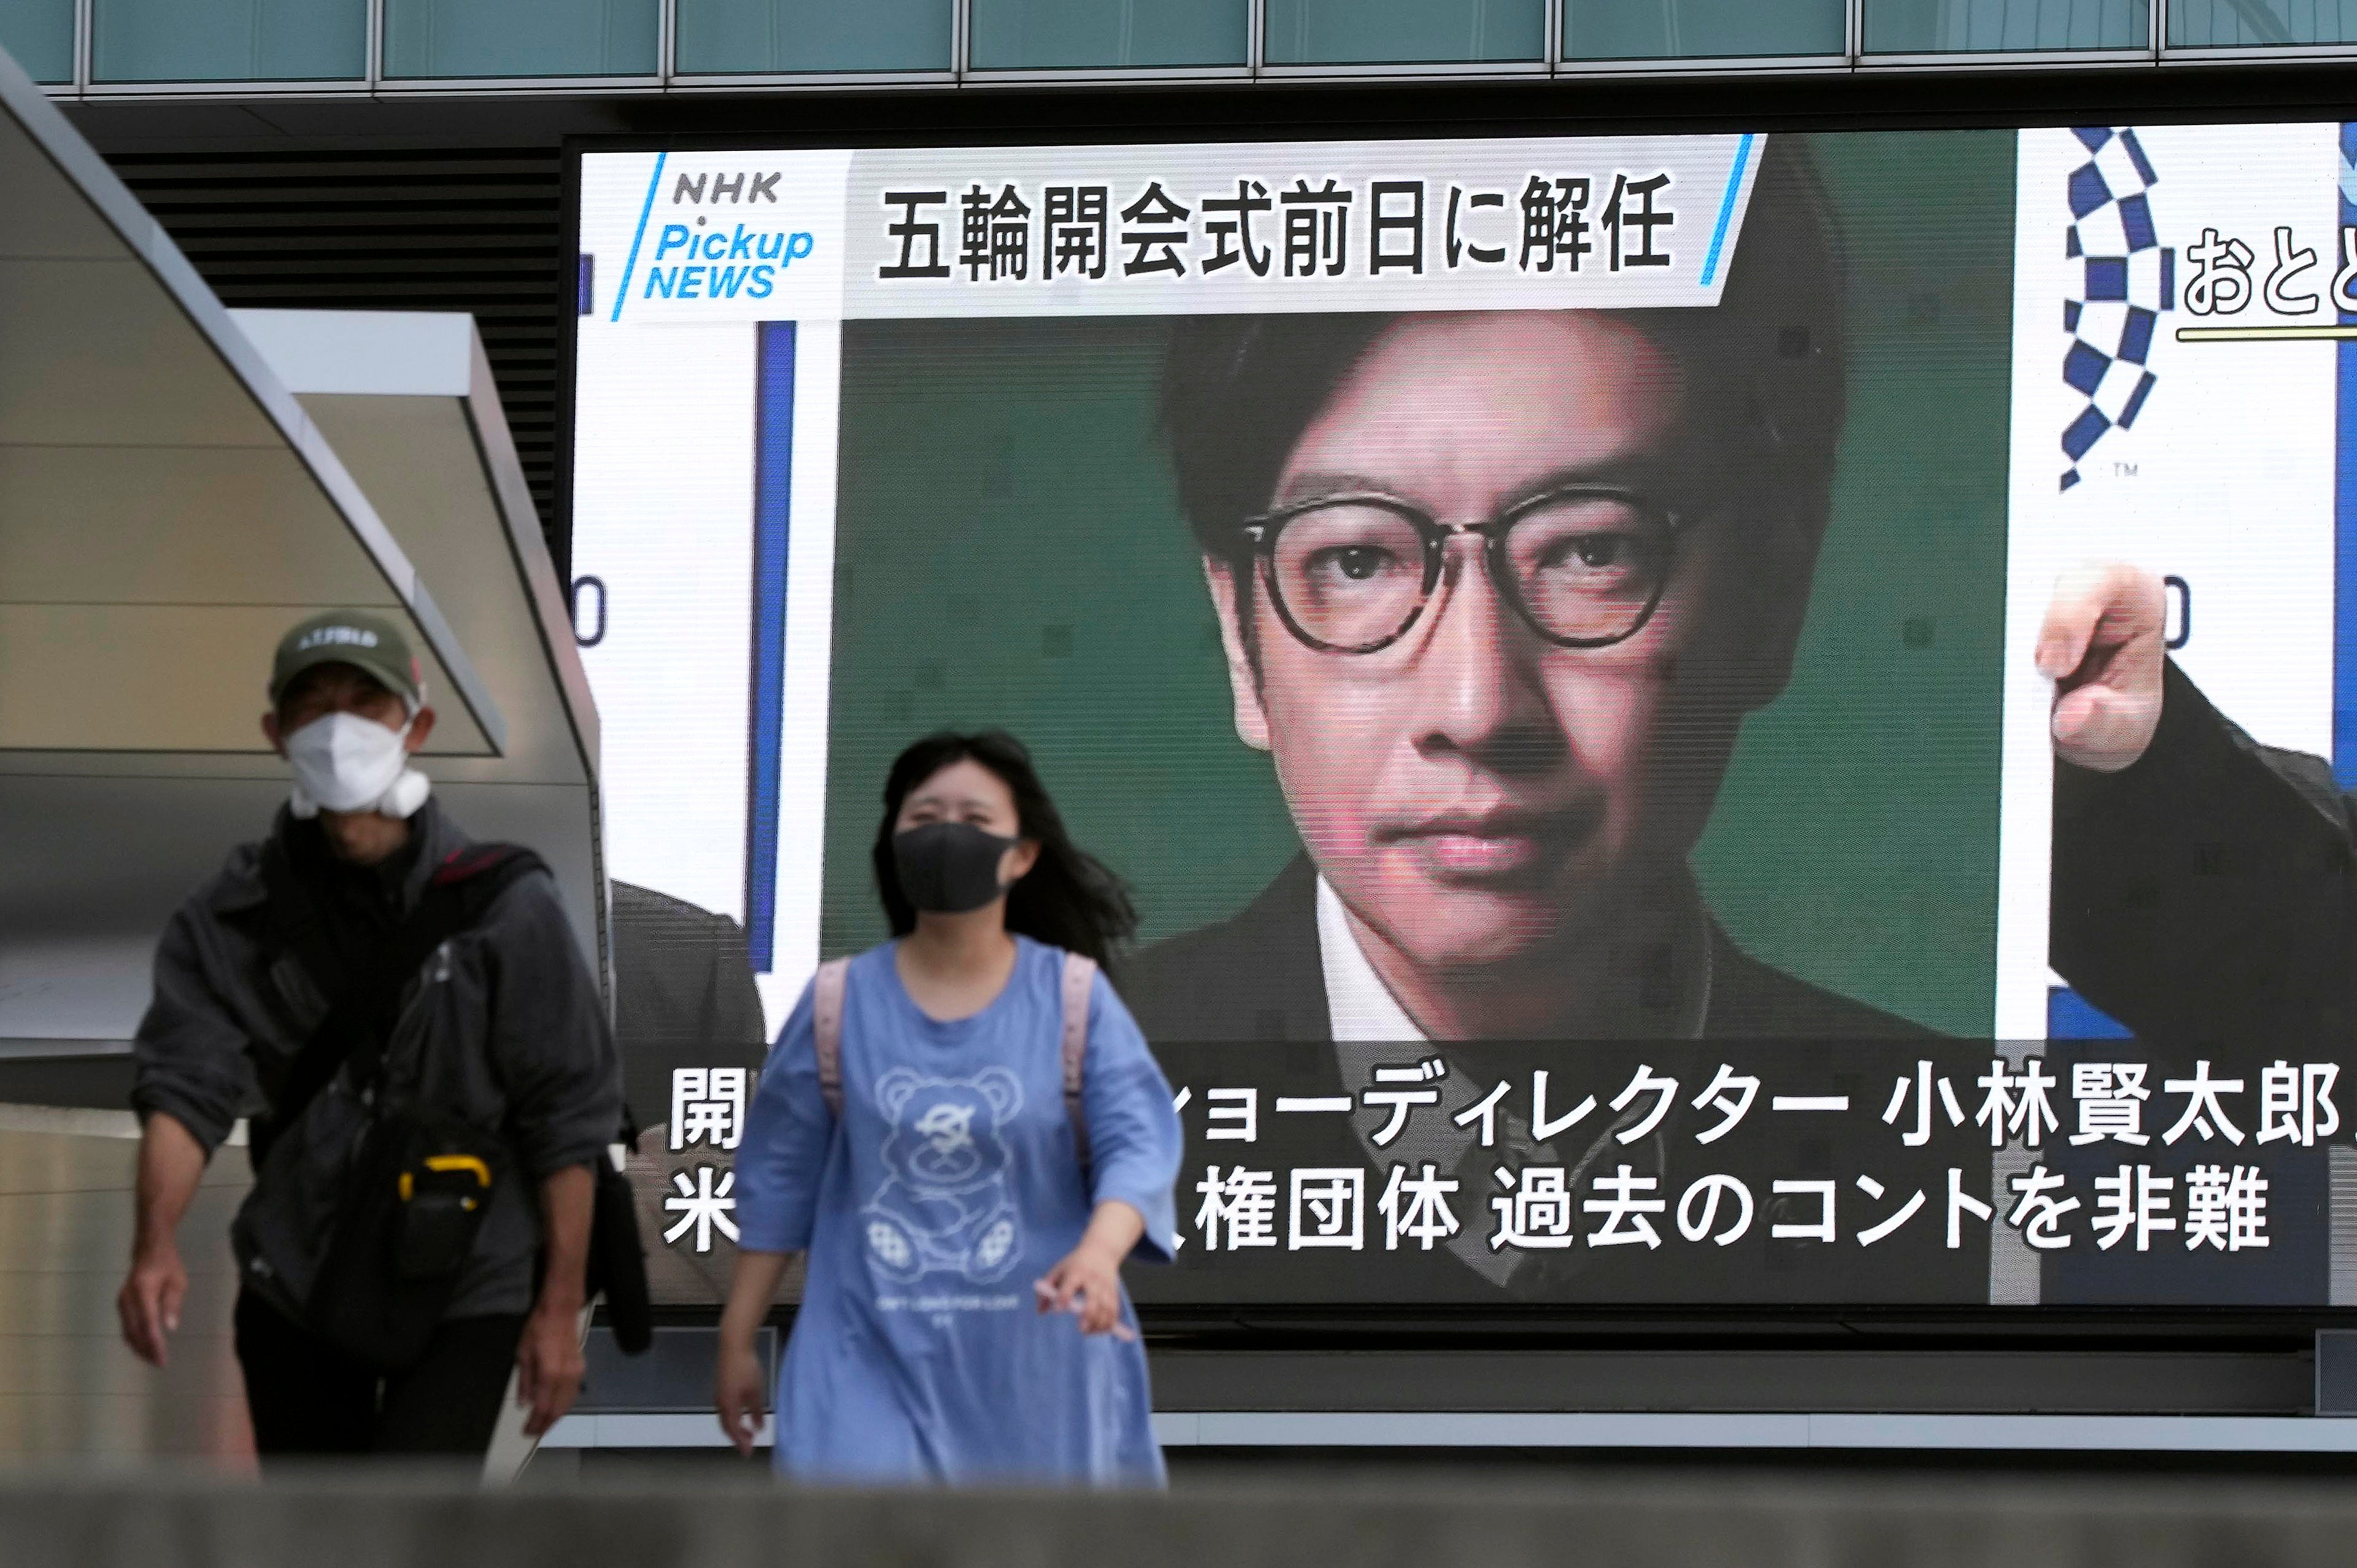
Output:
left=816, top=128, right=2015, bottom=1035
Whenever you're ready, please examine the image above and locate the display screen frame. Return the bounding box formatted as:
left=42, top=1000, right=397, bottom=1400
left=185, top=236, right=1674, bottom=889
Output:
left=555, top=111, right=2357, bottom=1342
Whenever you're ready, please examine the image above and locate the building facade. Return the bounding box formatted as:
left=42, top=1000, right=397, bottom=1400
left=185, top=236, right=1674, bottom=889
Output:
left=15, top=0, right=2357, bottom=1460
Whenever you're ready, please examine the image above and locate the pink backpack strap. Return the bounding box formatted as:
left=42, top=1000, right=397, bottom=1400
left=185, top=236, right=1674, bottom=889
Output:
left=812, top=957, right=852, bottom=1119
left=1060, top=952, right=1098, bottom=1176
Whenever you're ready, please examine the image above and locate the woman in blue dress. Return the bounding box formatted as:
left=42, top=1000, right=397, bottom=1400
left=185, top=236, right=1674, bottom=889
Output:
left=715, top=731, right=1183, bottom=1484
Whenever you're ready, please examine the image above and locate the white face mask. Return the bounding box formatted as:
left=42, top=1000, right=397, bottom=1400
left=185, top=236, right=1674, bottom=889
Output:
left=283, top=711, right=429, bottom=818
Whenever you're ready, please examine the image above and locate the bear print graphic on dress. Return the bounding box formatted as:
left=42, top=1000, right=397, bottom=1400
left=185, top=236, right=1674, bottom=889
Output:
left=863, top=1066, right=1024, bottom=1284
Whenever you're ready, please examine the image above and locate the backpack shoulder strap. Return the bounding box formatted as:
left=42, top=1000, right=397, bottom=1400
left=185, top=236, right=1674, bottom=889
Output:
left=1060, top=952, right=1098, bottom=1176
left=429, top=841, right=547, bottom=892
left=811, top=957, right=852, bottom=1119
left=257, top=836, right=344, bottom=1010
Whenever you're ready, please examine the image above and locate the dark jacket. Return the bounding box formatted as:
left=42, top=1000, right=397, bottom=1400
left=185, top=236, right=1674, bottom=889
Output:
left=2048, top=660, right=2343, bottom=1305
left=1123, top=858, right=1959, bottom=1305
left=130, top=800, right=622, bottom=1320
left=2054, top=658, right=2357, bottom=1047
left=1124, top=854, right=1929, bottom=1044
left=609, top=880, right=770, bottom=1127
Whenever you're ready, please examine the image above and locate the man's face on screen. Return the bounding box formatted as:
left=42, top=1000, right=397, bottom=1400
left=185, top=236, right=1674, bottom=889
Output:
left=1207, top=311, right=1792, bottom=979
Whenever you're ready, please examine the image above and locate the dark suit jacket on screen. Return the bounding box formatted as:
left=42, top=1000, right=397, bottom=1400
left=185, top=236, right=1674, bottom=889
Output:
left=609, top=879, right=770, bottom=1123
left=2047, top=659, right=2348, bottom=1305
left=1123, top=854, right=1928, bottom=1045
left=2054, top=658, right=2357, bottom=1048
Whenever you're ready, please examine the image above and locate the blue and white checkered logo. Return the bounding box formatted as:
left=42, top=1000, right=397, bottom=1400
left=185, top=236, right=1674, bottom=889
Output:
left=2061, top=127, right=2174, bottom=492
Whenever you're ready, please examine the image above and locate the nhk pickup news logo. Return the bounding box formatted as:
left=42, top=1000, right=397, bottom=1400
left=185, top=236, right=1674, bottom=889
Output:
left=609, top=154, right=821, bottom=317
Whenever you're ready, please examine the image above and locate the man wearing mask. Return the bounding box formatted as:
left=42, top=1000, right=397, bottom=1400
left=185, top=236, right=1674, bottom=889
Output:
left=116, top=611, right=622, bottom=1458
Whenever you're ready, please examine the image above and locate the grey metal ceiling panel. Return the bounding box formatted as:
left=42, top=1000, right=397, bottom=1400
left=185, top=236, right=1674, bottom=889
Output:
left=0, top=42, right=505, bottom=755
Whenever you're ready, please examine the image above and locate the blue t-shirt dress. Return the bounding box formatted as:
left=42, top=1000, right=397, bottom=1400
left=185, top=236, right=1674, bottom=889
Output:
left=734, top=937, right=1182, bottom=1485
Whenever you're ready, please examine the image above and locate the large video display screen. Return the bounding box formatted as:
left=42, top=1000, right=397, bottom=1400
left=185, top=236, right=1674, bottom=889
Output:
left=570, top=125, right=2357, bottom=1310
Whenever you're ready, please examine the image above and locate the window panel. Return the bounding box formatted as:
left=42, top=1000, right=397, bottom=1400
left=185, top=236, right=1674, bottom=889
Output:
left=0, top=0, right=73, bottom=82
left=676, top=0, right=952, bottom=72
left=384, top=0, right=659, bottom=78
left=970, top=0, right=1247, bottom=68
left=1564, top=0, right=1844, bottom=58
left=2169, top=0, right=2357, bottom=45
left=94, top=0, right=365, bottom=81
left=1263, top=0, right=1545, bottom=64
left=1864, top=0, right=2148, bottom=51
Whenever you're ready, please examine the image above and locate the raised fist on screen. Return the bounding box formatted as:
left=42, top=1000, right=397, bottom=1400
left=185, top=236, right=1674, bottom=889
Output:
left=2035, top=561, right=2167, bottom=774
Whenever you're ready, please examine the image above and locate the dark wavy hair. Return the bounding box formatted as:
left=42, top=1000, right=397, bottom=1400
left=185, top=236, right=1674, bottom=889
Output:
left=871, top=730, right=1138, bottom=968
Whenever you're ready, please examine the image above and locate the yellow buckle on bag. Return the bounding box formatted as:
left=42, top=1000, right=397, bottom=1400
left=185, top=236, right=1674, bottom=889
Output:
left=398, top=1154, right=493, bottom=1203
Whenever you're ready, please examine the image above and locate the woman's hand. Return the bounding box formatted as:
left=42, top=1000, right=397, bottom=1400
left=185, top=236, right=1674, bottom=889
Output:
left=1035, top=1242, right=1131, bottom=1337
left=714, top=1248, right=790, bottom=1457
left=714, top=1335, right=770, bottom=1456
left=1034, top=1200, right=1147, bottom=1338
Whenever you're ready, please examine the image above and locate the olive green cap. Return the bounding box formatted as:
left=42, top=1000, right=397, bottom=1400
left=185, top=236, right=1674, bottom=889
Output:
left=269, top=611, right=423, bottom=708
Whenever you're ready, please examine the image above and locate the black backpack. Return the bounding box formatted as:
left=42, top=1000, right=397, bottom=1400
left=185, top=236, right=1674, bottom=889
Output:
left=256, top=839, right=650, bottom=1365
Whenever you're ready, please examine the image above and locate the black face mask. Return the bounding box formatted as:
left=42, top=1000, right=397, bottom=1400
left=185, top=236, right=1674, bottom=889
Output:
left=893, top=821, right=1020, bottom=914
